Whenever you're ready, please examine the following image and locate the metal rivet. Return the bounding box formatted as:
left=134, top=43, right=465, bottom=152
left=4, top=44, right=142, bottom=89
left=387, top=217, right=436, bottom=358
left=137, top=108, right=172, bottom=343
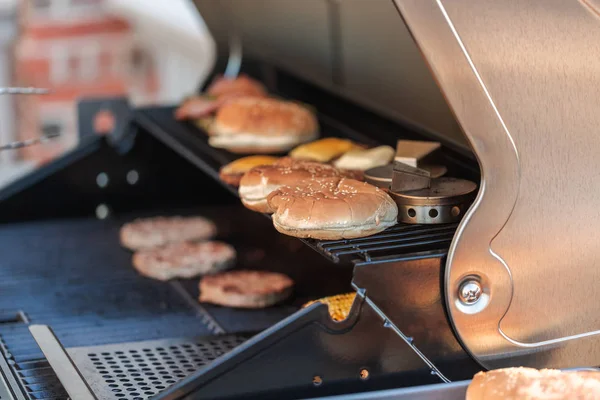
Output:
left=96, top=172, right=109, bottom=188
left=458, top=279, right=482, bottom=305
left=313, top=375, right=323, bottom=386
left=126, top=170, right=139, bottom=185
left=359, top=369, right=369, bottom=380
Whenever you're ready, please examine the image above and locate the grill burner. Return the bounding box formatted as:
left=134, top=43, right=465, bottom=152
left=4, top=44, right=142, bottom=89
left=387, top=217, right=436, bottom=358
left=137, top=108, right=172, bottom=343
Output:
left=390, top=178, right=477, bottom=224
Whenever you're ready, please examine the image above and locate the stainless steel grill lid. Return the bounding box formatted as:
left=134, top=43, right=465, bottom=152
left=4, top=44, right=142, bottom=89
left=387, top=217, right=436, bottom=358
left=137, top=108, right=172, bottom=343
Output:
left=395, top=0, right=600, bottom=370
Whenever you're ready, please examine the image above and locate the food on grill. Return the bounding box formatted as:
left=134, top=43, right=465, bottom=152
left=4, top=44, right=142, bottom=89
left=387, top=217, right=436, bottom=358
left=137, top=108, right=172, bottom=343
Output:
left=132, top=241, right=235, bottom=281
left=333, top=145, right=395, bottom=171
left=289, top=137, right=363, bottom=162
left=466, top=367, right=600, bottom=400
left=174, top=75, right=267, bottom=121
left=219, top=155, right=279, bottom=187
left=199, top=270, right=294, bottom=308
left=206, top=74, right=267, bottom=99
left=267, top=177, right=398, bottom=239
left=303, top=292, right=356, bottom=321
left=238, top=157, right=341, bottom=213
left=120, top=216, right=217, bottom=250
left=208, top=97, right=319, bottom=153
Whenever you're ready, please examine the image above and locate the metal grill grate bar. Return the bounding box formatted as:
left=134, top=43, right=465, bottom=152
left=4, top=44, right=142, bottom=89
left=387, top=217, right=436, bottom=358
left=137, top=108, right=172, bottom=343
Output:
left=320, top=226, right=457, bottom=252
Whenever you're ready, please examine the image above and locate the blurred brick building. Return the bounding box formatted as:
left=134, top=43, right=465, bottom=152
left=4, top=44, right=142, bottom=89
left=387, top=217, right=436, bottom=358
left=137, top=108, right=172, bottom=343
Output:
left=14, top=0, right=159, bottom=164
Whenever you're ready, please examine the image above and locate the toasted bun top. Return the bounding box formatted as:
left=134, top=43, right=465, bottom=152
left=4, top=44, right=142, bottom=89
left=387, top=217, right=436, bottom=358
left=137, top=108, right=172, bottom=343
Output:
left=467, top=368, right=600, bottom=400
left=212, top=98, right=319, bottom=138
left=220, top=156, right=279, bottom=176
left=206, top=75, right=267, bottom=98
left=239, top=157, right=341, bottom=192
left=267, top=177, right=398, bottom=230
left=334, top=145, right=395, bottom=171
left=289, top=138, right=363, bottom=162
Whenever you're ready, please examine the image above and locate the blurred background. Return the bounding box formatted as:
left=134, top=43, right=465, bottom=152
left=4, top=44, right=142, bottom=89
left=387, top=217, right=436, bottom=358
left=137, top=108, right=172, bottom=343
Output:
left=0, top=0, right=214, bottom=186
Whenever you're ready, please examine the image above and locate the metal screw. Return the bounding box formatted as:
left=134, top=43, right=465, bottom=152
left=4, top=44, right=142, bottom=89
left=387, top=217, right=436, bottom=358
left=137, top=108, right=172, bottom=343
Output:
left=458, top=279, right=482, bottom=305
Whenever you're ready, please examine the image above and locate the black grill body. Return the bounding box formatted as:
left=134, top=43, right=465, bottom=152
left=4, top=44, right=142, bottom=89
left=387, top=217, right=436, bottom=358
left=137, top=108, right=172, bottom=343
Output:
left=0, top=61, right=480, bottom=400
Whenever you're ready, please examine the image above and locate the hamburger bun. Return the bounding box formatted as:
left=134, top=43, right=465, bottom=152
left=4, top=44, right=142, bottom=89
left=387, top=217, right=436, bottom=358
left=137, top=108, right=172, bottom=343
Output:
left=238, top=157, right=341, bottom=213
left=333, top=145, right=395, bottom=171
left=206, top=74, right=267, bottom=98
left=199, top=270, right=294, bottom=308
left=120, top=216, right=216, bottom=250
left=219, top=155, right=279, bottom=186
left=175, top=75, right=267, bottom=121
left=132, top=241, right=235, bottom=281
left=267, top=177, right=398, bottom=240
left=467, top=368, right=600, bottom=400
left=209, top=98, right=319, bottom=153
left=289, top=137, right=363, bottom=162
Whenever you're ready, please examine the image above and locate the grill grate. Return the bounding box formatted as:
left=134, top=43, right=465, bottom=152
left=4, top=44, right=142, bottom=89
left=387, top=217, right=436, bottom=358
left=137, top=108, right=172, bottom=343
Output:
left=136, top=107, right=460, bottom=264
left=316, top=223, right=458, bottom=263
left=68, top=335, right=249, bottom=400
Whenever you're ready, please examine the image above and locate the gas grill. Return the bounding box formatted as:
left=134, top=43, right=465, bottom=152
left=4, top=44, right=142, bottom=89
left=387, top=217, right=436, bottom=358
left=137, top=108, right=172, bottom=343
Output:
left=1, top=0, right=599, bottom=399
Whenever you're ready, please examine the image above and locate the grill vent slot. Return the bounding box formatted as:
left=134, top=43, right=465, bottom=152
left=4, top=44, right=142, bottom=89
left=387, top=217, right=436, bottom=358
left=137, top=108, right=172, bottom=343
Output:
left=75, top=336, right=247, bottom=400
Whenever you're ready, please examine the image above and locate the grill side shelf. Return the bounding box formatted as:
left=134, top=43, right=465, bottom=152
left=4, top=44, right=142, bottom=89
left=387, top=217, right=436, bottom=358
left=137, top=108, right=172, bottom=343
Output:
left=133, top=106, right=458, bottom=265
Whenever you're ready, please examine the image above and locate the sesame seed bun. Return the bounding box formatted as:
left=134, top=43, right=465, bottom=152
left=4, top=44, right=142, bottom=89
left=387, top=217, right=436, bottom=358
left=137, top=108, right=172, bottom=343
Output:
left=209, top=98, right=319, bottom=153
left=267, top=177, right=398, bottom=240
left=238, top=157, right=341, bottom=213
left=467, top=368, right=600, bottom=400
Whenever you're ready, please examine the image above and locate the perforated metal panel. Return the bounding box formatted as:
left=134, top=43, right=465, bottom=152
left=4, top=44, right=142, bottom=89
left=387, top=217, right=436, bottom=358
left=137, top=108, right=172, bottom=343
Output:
left=68, top=335, right=249, bottom=400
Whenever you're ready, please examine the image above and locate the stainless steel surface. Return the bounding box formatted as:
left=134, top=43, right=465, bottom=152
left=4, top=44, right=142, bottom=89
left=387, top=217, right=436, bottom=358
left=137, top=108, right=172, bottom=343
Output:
left=391, top=161, right=431, bottom=192
left=0, top=87, right=52, bottom=151
left=0, top=347, right=23, bottom=400
left=390, top=178, right=476, bottom=224
left=223, top=34, right=242, bottom=79
left=395, top=0, right=600, bottom=369
left=458, top=280, right=482, bottom=306
left=28, top=325, right=97, bottom=400
left=0, top=353, right=19, bottom=400
left=394, top=177, right=477, bottom=202
left=68, top=335, right=246, bottom=400
left=193, top=0, right=470, bottom=152
left=364, top=164, right=395, bottom=189
left=0, top=87, right=48, bottom=95
left=352, top=285, right=450, bottom=383
left=0, top=132, right=60, bottom=151
left=364, top=164, right=446, bottom=189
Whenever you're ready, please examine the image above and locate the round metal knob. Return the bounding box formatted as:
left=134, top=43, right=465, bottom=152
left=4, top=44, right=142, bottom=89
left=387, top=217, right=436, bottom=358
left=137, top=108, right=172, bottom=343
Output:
left=458, top=280, right=482, bottom=305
